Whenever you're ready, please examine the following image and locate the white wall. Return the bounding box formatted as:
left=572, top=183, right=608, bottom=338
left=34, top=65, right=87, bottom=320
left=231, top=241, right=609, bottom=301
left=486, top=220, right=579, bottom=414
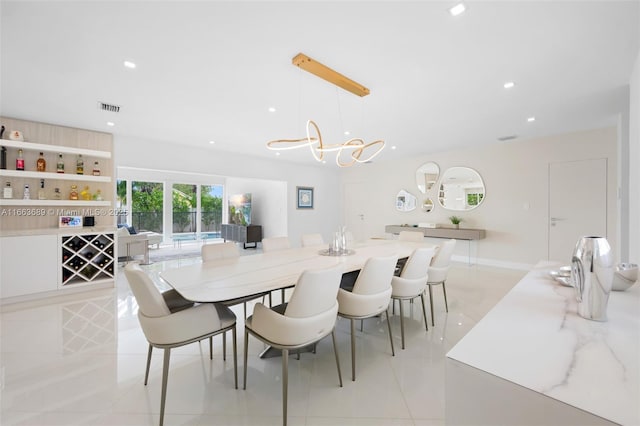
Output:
left=629, top=49, right=640, bottom=262
left=114, top=135, right=343, bottom=247
left=340, top=127, right=618, bottom=268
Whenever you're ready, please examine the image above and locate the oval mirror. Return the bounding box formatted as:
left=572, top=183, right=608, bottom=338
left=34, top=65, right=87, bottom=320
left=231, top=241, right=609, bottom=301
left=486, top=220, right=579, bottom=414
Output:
left=396, top=189, right=417, bottom=212
left=438, top=167, right=485, bottom=211
left=416, top=162, right=440, bottom=193
left=422, top=198, right=434, bottom=213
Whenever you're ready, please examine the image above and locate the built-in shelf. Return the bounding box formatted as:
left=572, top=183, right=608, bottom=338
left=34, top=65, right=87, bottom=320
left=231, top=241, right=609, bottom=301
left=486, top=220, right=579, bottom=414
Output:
left=0, top=199, right=111, bottom=206
left=0, top=169, right=111, bottom=182
left=0, top=139, right=111, bottom=159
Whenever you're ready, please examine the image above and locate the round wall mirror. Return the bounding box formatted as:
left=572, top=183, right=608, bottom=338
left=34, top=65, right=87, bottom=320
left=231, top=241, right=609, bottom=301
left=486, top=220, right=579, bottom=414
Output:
left=438, top=167, right=485, bottom=211
left=422, top=198, right=434, bottom=212
left=416, top=162, right=440, bottom=193
left=396, top=189, right=417, bottom=212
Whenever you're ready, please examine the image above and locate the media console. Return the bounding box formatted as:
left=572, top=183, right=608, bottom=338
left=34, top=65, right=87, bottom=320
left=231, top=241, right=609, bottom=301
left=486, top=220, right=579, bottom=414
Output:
left=221, top=224, right=262, bottom=249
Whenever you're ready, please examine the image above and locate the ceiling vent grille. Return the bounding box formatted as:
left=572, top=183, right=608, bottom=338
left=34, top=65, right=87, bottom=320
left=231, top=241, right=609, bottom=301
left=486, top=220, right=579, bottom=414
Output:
left=97, top=101, right=121, bottom=113
left=497, top=135, right=517, bottom=141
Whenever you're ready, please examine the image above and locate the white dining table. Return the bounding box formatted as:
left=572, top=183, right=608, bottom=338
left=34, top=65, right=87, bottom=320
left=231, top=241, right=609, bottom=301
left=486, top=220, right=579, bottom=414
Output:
left=159, top=239, right=433, bottom=303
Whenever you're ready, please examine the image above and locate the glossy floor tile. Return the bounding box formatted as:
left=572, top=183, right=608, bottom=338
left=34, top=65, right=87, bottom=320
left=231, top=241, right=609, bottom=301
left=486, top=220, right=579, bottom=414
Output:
left=0, top=251, right=525, bottom=426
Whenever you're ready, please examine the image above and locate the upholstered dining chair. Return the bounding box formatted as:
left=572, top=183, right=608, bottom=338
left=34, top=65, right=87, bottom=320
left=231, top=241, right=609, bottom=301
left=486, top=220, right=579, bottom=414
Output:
left=261, top=236, right=291, bottom=252
left=337, top=254, right=398, bottom=381
left=261, top=236, right=292, bottom=305
left=201, top=241, right=259, bottom=321
left=201, top=241, right=240, bottom=262
left=390, top=247, right=436, bottom=349
left=243, top=265, right=344, bottom=426
left=124, top=263, right=238, bottom=426
left=427, top=239, right=456, bottom=326
left=301, top=233, right=324, bottom=247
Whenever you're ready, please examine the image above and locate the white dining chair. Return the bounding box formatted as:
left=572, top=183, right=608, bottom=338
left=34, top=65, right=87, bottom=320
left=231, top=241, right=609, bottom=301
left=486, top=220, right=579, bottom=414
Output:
left=391, top=247, right=436, bottom=349
left=124, top=263, right=237, bottom=426
left=337, top=255, right=398, bottom=381
left=243, top=264, right=344, bottom=426
left=427, top=239, right=456, bottom=326
left=201, top=241, right=240, bottom=262
left=261, top=236, right=292, bottom=304
left=301, top=233, right=324, bottom=247
left=261, top=236, right=291, bottom=252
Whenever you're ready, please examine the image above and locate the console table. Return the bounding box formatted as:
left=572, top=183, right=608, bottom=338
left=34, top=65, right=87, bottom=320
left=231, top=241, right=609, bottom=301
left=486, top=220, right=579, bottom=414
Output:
left=221, top=224, right=262, bottom=249
left=385, top=225, right=485, bottom=264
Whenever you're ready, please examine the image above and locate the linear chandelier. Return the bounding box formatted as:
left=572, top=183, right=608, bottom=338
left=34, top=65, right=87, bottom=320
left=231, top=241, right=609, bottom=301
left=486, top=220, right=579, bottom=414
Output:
left=266, top=53, right=384, bottom=167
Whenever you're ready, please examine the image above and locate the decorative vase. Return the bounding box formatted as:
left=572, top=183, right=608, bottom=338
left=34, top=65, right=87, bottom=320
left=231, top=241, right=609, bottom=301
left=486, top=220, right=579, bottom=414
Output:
left=454, top=224, right=459, bottom=229
left=571, top=236, right=614, bottom=321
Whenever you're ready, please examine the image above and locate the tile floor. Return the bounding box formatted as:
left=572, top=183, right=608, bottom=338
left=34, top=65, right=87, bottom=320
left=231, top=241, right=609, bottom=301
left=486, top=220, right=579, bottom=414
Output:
left=0, top=250, right=526, bottom=426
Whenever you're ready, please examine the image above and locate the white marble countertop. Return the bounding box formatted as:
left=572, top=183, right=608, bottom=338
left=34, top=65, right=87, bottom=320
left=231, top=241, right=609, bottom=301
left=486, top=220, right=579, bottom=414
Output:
left=447, top=261, right=640, bottom=425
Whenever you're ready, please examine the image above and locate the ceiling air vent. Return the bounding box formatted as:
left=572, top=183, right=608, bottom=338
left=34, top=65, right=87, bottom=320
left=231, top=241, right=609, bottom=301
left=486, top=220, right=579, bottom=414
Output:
left=497, top=135, right=517, bottom=142
left=97, top=101, right=121, bottom=113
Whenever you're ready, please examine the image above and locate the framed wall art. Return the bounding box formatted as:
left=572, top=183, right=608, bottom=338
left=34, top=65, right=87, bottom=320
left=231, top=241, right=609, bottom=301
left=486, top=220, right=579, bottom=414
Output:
left=296, top=186, right=314, bottom=209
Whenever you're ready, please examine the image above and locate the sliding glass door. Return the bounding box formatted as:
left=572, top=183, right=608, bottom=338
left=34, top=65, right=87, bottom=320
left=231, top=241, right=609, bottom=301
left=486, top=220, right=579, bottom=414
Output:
left=131, top=181, right=164, bottom=233
left=201, top=185, right=223, bottom=239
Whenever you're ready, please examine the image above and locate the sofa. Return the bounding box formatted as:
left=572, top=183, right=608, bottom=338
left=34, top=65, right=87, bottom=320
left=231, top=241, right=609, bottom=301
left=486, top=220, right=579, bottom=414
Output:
left=117, top=225, right=163, bottom=263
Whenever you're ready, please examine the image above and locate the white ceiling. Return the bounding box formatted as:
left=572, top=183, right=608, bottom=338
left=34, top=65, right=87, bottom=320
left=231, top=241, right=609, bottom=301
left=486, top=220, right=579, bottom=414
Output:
left=1, top=1, right=638, bottom=167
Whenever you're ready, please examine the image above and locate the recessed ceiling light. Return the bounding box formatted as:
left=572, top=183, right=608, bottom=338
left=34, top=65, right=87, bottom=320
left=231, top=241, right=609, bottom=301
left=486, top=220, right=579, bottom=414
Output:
left=504, top=81, right=515, bottom=89
left=527, top=116, right=536, bottom=122
left=209, top=140, right=216, bottom=144
left=123, top=61, right=136, bottom=69
left=344, top=131, right=350, bottom=136
left=268, top=107, right=276, bottom=113
left=391, top=146, right=397, bottom=150
left=106, top=121, right=115, bottom=127
left=275, top=152, right=280, bottom=156
left=449, top=3, right=466, bottom=16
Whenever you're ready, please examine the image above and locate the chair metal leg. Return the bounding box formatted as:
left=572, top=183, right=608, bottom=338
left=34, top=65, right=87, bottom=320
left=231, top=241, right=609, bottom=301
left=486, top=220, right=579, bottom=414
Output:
left=232, top=325, right=238, bottom=389
left=350, top=318, right=356, bottom=381
left=268, top=292, right=273, bottom=307
left=428, top=285, right=435, bottom=326
left=360, top=319, right=364, bottom=332
left=211, top=336, right=214, bottom=360
left=331, top=331, right=343, bottom=387
left=243, top=302, right=247, bottom=320
left=281, top=288, right=285, bottom=304
left=384, top=310, right=395, bottom=356
left=144, top=344, right=153, bottom=385
left=420, top=293, right=429, bottom=331
left=222, top=332, right=226, bottom=361
left=399, top=300, right=405, bottom=350
left=282, top=348, right=289, bottom=426
left=243, top=329, right=249, bottom=390
left=159, top=348, right=171, bottom=426
left=442, top=281, right=449, bottom=312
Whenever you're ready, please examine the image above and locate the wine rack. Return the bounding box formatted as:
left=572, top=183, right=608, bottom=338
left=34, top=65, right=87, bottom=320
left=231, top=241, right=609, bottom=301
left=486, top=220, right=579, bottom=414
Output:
left=61, top=233, right=115, bottom=285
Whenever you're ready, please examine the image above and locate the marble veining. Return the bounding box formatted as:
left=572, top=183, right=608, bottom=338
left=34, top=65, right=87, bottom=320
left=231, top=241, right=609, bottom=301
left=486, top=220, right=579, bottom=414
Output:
left=446, top=261, right=640, bottom=425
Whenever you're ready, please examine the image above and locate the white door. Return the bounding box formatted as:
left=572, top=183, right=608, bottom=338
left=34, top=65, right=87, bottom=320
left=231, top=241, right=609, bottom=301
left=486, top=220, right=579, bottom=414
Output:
left=548, top=158, right=607, bottom=262
left=344, top=182, right=369, bottom=242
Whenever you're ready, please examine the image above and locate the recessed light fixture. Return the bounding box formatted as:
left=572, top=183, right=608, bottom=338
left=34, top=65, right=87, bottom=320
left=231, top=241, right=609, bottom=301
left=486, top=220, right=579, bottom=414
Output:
left=106, top=121, right=115, bottom=127
left=504, top=81, right=515, bottom=89
left=344, top=131, right=350, bottom=136
left=209, top=140, right=216, bottom=144
left=123, top=60, right=136, bottom=69
left=268, top=107, right=276, bottom=113
left=391, top=146, right=397, bottom=150
left=449, top=3, right=466, bottom=16
left=527, top=116, right=536, bottom=122
left=275, top=152, right=281, bottom=156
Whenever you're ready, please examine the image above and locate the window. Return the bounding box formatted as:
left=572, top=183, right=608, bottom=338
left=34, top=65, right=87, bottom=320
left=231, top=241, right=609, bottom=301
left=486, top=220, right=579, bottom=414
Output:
left=201, top=185, right=223, bottom=239
left=131, top=181, right=164, bottom=233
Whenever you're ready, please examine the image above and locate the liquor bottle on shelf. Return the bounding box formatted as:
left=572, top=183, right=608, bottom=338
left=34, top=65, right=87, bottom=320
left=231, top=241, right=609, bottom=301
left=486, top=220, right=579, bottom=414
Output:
left=23, top=184, right=30, bottom=200
left=94, top=189, right=103, bottom=201
left=53, top=187, right=62, bottom=200
left=80, top=185, right=91, bottom=200
left=92, top=161, right=100, bottom=176
left=38, top=179, right=46, bottom=200
left=36, top=152, right=46, bottom=172
left=3, top=181, right=12, bottom=199
left=16, top=149, right=24, bottom=171
left=69, top=184, right=78, bottom=200
left=76, top=154, right=84, bottom=174
left=1, top=146, right=6, bottom=169
left=56, top=153, right=64, bottom=173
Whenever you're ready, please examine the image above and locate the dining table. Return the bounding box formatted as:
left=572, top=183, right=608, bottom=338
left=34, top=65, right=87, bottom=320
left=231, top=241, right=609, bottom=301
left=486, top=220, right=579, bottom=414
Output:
left=159, top=238, right=434, bottom=304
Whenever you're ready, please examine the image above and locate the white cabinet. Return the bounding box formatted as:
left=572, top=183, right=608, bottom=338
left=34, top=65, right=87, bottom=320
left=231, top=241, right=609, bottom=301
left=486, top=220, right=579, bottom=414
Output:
left=61, top=232, right=115, bottom=286
left=0, top=235, right=58, bottom=298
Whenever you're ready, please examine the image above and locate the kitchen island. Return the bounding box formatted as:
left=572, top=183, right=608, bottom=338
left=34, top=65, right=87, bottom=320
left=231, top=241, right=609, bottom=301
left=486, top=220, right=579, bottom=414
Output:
left=446, top=261, right=639, bottom=425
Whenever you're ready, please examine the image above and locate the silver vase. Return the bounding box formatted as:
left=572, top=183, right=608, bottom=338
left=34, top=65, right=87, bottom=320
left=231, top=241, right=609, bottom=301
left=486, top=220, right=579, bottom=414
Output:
left=571, top=236, right=614, bottom=321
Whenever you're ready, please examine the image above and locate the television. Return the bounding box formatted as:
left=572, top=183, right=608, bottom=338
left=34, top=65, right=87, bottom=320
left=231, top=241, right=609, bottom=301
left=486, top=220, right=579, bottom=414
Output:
left=228, top=193, right=251, bottom=225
